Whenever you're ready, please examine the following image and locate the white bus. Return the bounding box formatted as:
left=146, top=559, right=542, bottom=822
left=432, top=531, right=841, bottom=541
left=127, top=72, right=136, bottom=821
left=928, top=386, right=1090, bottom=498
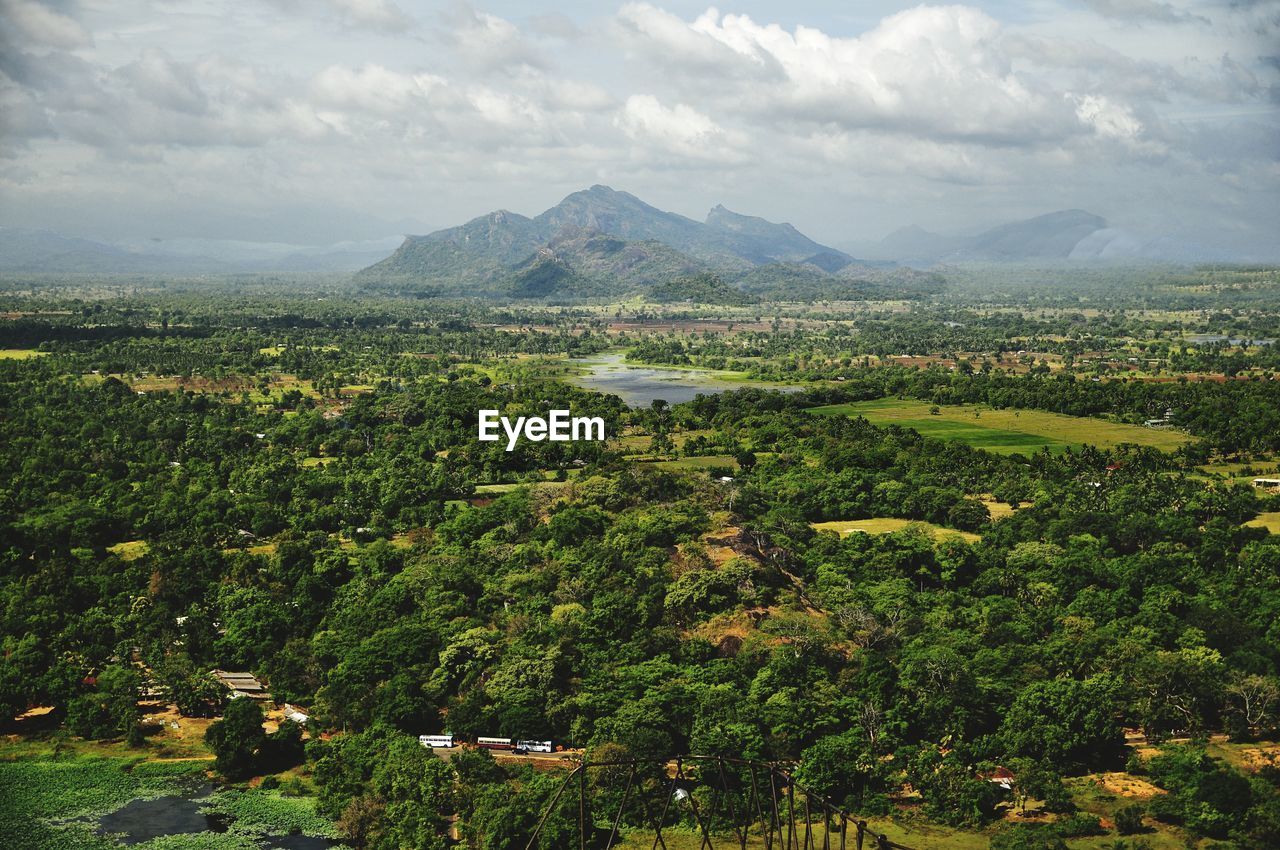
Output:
left=515, top=739, right=553, bottom=754
left=418, top=734, right=455, bottom=749
left=476, top=736, right=515, bottom=750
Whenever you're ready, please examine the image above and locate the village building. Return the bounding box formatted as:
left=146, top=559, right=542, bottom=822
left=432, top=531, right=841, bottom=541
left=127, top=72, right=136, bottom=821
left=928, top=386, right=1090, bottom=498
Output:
left=210, top=669, right=271, bottom=701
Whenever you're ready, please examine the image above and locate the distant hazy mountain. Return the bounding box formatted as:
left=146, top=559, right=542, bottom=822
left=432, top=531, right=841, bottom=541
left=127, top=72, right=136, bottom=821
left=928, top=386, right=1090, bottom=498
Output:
left=0, top=228, right=229, bottom=274
left=958, top=210, right=1107, bottom=260
left=129, top=236, right=405, bottom=272
left=358, top=184, right=875, bottom=299
left=703, top=204, right=855, bottom=269
left=871, top=225, right=968, bottom=265
left=0, top=227, right=403, bottom=274
left=866, top=210, right=1114, bottom=264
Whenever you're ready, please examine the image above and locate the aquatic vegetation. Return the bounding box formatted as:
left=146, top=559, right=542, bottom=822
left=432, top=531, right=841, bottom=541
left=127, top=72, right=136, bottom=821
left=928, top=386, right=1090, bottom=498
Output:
left=201, top=789, right=338, bottom=839
left=0, top=754, right=207, bottom=850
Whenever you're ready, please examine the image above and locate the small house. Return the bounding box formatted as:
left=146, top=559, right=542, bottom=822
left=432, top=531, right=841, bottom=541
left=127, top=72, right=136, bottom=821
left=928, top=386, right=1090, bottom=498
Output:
left=282, top=704, right=310, bottom=725
left=211, top=669, right=271, bottom=701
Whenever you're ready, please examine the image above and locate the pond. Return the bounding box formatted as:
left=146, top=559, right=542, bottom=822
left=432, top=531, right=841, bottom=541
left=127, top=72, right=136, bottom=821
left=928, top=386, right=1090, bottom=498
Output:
left=97, top=787, right=226, bottom=844
left=569, top=352, right=799, bottom=408
left=95, top=784, right=342, bottom=849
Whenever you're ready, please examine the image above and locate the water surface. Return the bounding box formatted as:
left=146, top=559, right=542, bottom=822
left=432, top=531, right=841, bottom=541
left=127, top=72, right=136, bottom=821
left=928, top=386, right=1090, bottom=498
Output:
left=570, top=352, right=798, bottom=407
left=96, top=787, right=225, bottom=844
left=94, top=783, right=342, bottom=848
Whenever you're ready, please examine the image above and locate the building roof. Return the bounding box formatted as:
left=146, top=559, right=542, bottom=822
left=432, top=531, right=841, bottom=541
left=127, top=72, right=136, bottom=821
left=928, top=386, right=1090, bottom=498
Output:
left=211, top=669, right=270, bottom=698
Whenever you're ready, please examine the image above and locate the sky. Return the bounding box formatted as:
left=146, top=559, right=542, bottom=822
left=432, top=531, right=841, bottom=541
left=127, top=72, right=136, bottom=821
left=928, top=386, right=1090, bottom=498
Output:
left=1, top=0, right=1277, bottom=256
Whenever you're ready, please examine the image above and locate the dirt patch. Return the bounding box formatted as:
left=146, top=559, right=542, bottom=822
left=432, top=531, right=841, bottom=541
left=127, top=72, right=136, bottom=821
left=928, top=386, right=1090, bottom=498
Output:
left=140, top=701, right=217, bottom=756
left=1095, top=772, right=1166, bottom=798
left=1237, top=744, right=1280, bottom=770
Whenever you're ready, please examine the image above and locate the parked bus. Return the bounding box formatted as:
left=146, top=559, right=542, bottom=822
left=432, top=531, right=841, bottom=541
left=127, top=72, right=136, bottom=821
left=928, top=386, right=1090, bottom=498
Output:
left=515, top=739, right=553, bottom=754
left=418, top=734, right=455, bottom=749
left=476, top=736, right=515, bottom=750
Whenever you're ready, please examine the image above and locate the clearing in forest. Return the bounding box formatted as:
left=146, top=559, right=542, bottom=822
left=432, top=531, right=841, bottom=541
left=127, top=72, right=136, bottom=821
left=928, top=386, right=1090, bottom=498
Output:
left=807, top=398, right=1191, bottom=455
left=812, top=517, right=981, bottom=543
left=1246, top=512, right=1280, bottom=533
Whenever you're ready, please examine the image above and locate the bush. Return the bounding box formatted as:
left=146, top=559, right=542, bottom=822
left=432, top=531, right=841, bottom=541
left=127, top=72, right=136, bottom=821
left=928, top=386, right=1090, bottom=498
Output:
left=991, top=824, right=1068, bottom=850
left=1147, top=793, right=1184, bottom=824
left=1054, top=813, right=1104, bottom=837
left=1115, top=803, right=1146, bottom=835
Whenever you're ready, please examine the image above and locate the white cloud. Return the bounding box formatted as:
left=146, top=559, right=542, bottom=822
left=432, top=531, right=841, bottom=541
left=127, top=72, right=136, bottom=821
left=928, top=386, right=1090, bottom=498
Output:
left=116, top=49, right=209, bottom=115
left=618, top=4, right=1082, bottom=145
left=615, top=93, right=746, bottom=162
left=440, top=3, right=545, bottom=71
left=311, top=64, right=446, bottom=115
left=0, top=0, right=91, bottom=49
left=1081, top=0, right=1207, bottom=25
left=328, top=0, right=412, bottom=33
left=0, top=1, right=1274, bottom=255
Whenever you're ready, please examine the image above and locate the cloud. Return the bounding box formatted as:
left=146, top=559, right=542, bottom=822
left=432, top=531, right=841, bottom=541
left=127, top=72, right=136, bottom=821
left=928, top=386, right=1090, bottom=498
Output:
left=0, top=1, right=1275, bottom=256
left=0, top=0, right=91, bottom=49
left=116, top=49, right=209, bottom=115
left=328, top=0, right=412, bottom=32
left=617, top=4, right=1085, bottom=146
left=439, top=2, right=546, bottom=71
left=615, top=94, right=746, bottom=163
left=1080, top=0, right=1208, bottom=25
left=311, top=63, right=446, bottom=116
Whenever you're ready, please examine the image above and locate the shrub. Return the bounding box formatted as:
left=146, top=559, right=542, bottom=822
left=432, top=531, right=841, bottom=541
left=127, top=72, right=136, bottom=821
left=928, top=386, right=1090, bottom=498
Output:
left=1054, top=813, right=1105, bottom=837
left=991, top=824, right=1068, bottom=850
left=1115, top=803, right=1146, bottom=835
left=1146, top=793, right=1183, bottom=825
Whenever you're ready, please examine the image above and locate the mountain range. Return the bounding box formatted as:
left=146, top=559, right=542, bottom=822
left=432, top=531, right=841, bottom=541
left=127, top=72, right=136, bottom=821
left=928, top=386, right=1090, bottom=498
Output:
left=1, top=187, right=1193, bottom=300
left=355, top=184, right=882, bottom=299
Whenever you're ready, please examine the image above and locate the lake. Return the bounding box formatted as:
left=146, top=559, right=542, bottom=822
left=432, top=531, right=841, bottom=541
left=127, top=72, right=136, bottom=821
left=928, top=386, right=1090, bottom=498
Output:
left=569, top=352, right=799, bottom=407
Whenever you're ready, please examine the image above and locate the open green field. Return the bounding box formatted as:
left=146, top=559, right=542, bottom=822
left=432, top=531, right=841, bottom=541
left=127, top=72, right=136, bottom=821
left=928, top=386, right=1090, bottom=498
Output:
left=106, top=540, right=150, bottom=561
left=808, top=399, right=1192, bottom=455
left=473, top=479, right=573, bottom=494
left=812, top=518, right=981, bottom=543
left=1246, top=511, right=1280, bottom=533
left=651, top=454, right=740, bottom=471
left=0, top=349, right=47, bottom=359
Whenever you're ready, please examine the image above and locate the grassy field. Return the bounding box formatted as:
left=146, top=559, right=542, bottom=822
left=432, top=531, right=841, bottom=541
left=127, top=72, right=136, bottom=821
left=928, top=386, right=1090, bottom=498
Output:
left=651, top=455, right=740, bottom=472
left=1246, top=511, right=1280, bottom=533
left=812, top=518, right=982, bottom=543
left=615, top=822, right=989, bottom=850
left=807, top=399, right=1192, bottom=455
left=107, top=540, right=150, bottom=561
left=0, top=348, right=47, bottom=359
left=976, top=496, right=1022, bottom=519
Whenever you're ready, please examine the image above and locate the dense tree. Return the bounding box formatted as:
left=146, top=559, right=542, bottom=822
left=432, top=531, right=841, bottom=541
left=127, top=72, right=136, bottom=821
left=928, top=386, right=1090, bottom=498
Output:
left=205, top=697, right=266, bottom=779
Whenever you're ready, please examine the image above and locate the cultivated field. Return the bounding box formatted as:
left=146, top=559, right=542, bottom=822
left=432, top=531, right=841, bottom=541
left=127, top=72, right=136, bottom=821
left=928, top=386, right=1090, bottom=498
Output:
left=807, top=399, right=1192, bottom=455
left=812, top=518, right=982, bottom=543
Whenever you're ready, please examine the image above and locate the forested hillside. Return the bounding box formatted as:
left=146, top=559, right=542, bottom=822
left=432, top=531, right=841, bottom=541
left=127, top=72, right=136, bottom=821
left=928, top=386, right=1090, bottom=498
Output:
left=2, top=282, right=1279, bottom=850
